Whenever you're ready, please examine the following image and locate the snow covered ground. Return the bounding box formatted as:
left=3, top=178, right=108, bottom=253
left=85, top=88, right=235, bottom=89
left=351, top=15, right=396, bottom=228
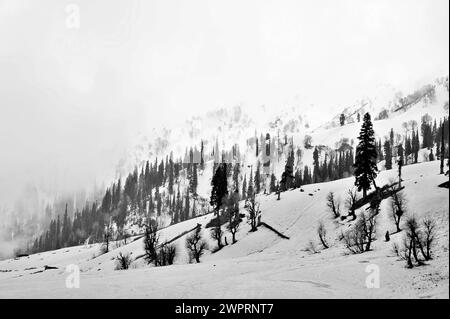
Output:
left=0, top=161, right=448, bottom=298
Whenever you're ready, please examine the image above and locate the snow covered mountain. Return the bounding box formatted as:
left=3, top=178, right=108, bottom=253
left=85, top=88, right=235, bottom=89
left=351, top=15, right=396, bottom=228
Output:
left=117, top=76, right=449, bottom=197
left=0, top=161, right=448, bottom=298
left=0, top=76, right=448, bottom=298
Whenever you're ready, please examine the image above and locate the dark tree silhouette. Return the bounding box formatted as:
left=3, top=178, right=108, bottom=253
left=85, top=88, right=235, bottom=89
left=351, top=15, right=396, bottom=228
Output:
left=354, top=113, right=378, bottom=197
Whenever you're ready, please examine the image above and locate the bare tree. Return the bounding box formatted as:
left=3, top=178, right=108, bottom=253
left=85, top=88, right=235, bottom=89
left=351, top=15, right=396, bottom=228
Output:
left=399, top=215, right=437, bottom=268
left=101, top=224, right=114, bottom=254
left=399, top=236, right=415, bottom=268
left=390, top=188, right=406, bottom=233
left=186, top=224, right=208, bottom=263
left=421, top=217, right=436, bottom=260
left=317, top=221, right=329, bottom=249
left=245, top=195, right=261, bottom=232
left=143, top=221, right=160, bottom=266
left=343, top=209, right=377, bottom=254
left=404, top=217, right=424, bottom=265
left=158, top=243, right=177, bottom=266
left=115, top=252, right=132, bottom=270
left=345, top=188, right=358, bottom=220
left=326, top=192, right=340, bottom=218
left=210, top=218, right=224, bottom=251
left=225, top=193, right=241, bottom=244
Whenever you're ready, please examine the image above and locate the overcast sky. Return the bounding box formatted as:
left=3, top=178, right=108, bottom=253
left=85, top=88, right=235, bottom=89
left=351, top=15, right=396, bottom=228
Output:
left=0, top=0, right=448, bottom=207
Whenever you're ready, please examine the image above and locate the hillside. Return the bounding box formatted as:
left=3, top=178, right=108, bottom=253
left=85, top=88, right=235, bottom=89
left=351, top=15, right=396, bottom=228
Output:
left=0, top=161, right=448, bottom=298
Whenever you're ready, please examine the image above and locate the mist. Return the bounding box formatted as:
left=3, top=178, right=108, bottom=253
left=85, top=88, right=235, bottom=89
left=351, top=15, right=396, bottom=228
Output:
left=0, top=0, right=448, bottom=256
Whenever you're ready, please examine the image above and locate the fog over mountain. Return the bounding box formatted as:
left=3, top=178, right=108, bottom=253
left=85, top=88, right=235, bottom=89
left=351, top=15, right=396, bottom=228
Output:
left=0, top=0, right=448, bottom=247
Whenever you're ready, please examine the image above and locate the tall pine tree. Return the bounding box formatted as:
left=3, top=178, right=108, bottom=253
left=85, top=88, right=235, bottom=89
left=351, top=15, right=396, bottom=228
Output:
left=354, top=113, right=378, bottom=197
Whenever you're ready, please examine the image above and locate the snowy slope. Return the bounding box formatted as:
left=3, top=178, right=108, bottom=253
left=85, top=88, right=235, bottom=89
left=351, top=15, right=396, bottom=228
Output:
left=1, top=161, right=447, bottom=298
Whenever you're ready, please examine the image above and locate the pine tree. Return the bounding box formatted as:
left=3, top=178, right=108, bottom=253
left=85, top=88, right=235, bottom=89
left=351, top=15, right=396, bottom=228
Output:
left=56, top=215, right=61, bottom=249
left=405, top=135, right=411, bottom=164
left=354, top=113, right=378, bottom=197
left=294, top=170, right=302, bottom=188
left=413, top=129, right=420, bottom=163
left=168, top=154, right=174, bottom=194
left=313, top=147, right=320, bottom=183
left=184, top=193, right=190, bottom=221
left=242, top=174, right=247, bottom=200
left=61, top=203, right=70, bottom=247
left=189, top=163, right=198, bottom=195
left=200, top=140, right=205, bottom=170
left=280, top=148, right=294, bottom=191
left=398, top=143, right=404, bottom=165
left=254, top=161, right=261, bottom=194
left=232, top=163, right=240, bottom=194
left=303, top=165, right=312, bottom=184
left=256, top=136, right=259, bottom=156
left=390, top=128, right=394, bottom=155
left=269, top=173, right=277, bottom=193
left=247, top=167, right=254, bottom=198
left=377, top=139, right=384, bottom=161
left=210, top=163, right=228, bottom=215
left=384, top=140, right=392, bottom=170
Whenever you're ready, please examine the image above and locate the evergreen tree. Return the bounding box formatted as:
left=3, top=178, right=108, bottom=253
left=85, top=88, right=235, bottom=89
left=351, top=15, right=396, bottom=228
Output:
left=168, top=154, right=174, bottom=194
left=254, top=161, right=261, bottom=194
left=398, top=143, right=404, bottom=165
left=189, top=163, right=198, bottom=195
left=413, top=129, right=420, bottom=163
left=340, top=113, right=345, bottom=126
left=56, top=215, right=61, bottom=249
left=184, top=193, right=190, bottom=221
left=61, top=203, right=70, bottom=247
left=384, top=140, right=392, bottom=170
left=247, top=167, right=254, bottom=198
left=303, top=165, right=312, bottom=184
left=389, top=128, right=394, bottom=155
left=232, top=163, right=240, bottom=194
left=280, top=148, right=295, bottom=191
left=405, top=135, right=412, bottom=164
left=294, top=169, right=302, bottom=188
left=269, top=173, right=277, bottom=193
left=313, top=147, right=320, bottom=183
left=242, top=174, right=247, bottom=200
left=200, top=140, right=205, bottom=170
left=354, top=113, right=378, bottom=197
left=210, top=163, right=228, bottom=215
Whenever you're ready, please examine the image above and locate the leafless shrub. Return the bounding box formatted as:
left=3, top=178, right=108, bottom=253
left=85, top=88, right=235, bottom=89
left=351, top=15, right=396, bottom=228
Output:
left=317, top=221, right=329, bottom=249
left=245, top=195, right=261, bottom=232
left=143, top=221, right=160, bottom=266
left=421, top=217, right=436, bottom=260
left=326, top=192, right=340, bottom=218
left=210, top=224, right=224, bottom=251
left=186, top=225, right=208, bottom=263
left=115, top=252, right=133, bottom=270
left=343, top=209, right=377, bottom=254
left=390, top=187, right=406, bottom=233
left=397, top=215, right=437, bottom=268
left=158, top=243, right=177, bottom=266
left=100, top=224, right=114, bottom=254
left=345, top=188, right=358, bottom=220
left=225, top=194, right=241, bottom=244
